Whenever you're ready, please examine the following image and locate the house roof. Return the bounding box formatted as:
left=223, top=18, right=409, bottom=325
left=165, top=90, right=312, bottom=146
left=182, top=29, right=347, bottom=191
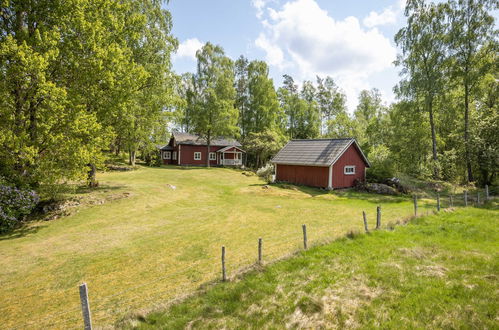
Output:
left=271, top=138, right=370, bottom=167
left=173, top=132, right=242, bottom=147
left=159, top=145, right=173, bottom=151
left=216, top=145, right=246, bottom=153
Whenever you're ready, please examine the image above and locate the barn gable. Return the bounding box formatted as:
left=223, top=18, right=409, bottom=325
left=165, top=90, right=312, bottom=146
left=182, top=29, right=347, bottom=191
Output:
left=271, top=138, right=370, bottom=167
left=271, top=138, right=370, bottom=189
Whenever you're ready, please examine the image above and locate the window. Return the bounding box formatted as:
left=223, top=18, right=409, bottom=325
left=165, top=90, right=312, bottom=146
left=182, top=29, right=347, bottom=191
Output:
left=344, top=165, right=355, bottom=175
left=209, top=152, right=216, bottom=160
left=163, top=151, right=171, bottom=160
left=194, top=152, right=201, bottom=160
left=172, top=151, right=177, bottom=160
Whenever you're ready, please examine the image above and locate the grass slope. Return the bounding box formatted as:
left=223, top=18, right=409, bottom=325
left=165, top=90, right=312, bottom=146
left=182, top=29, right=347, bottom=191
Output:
left=136, top=207, right=499, bottom=329
left=1, top=166, right=437, bottom=328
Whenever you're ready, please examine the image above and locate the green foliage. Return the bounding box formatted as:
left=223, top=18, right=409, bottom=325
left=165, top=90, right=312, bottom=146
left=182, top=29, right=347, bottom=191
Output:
left=366, top=145, right=396, bottom=182
left=256, top=163, right=274, bottom=183
left=0, top=184, right=39, bottom=231
left=277, top=75, right=320, bottom=139
left=395, top=0, right=449, bottom=178
left=244, top=129, right=287, bottom=168
left=189, top=42, right=239, bottom=166
left=0, top=0, right=177, bottom=186
left=354, top=89, right=389, bottom=155
left=390, top=0, right=497, bottom=184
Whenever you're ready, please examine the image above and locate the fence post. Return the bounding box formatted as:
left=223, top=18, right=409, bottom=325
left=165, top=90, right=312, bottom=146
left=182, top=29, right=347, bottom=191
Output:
left=485, top=185, right=489, bottom=200
left=258, top=238, right=262, bottom=264
left=464, top=190, right=468, bottom=207
left=437, top=193, right=440, bottom=212
left=79, top=283, right=93, bottom=330
left=302, top=224, right=307, bottom=250
left=362, top=211, right=369, bottom=233
left=449, top=195, right=453, bottom=207
left=376, top=206, right=381, bottom=229
left=413, top=195, right=418, bottom=217
left=477, top=192, right=480, bottom=205
left=221, top=246, right=226, bottom=282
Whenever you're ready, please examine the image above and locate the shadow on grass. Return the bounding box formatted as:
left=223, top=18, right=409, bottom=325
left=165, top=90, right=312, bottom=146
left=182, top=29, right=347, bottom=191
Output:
left=75, top=184, right=125, bottom=194
left=0, top=223, right=45, bottom=241
left=256, top=183, right=330, bottom=197
left=263, top=182, right=410, bottom=202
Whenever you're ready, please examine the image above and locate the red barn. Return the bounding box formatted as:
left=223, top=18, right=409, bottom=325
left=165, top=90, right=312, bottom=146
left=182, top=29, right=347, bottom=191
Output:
left=271, top=138, right=370, bottom=189
left=159, top=132, right=245, bottom=166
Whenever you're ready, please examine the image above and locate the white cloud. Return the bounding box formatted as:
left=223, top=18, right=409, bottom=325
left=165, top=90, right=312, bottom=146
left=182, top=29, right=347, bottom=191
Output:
left=174, top=38, right=204, bottom=60
left=254, top=0, right=397, bottom=110
left=252, top=0, right=278, bottom=19
left=363, top=0, right=406, bottom=28
left=255, top=33, right=286, bottom=69
left=363, top=8, right=397, bottom=28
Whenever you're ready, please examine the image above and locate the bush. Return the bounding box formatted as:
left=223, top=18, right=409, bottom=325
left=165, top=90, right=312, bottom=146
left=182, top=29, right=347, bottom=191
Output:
left=0, top=184, right=39, bottom=232
left=256, top=163, right=274, bottom=183
left=366, top=145, right=395, bottom=182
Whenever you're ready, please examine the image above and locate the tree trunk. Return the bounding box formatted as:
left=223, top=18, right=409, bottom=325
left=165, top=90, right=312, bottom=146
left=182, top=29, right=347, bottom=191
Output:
left=206, top=132, right=211, bottom=168
left=428, top=97, right=438, bottom=179
left=129, top=149, right=136, bottom=166
left=464, top=83, right=473, bottom=182
left=87, top=163, right=97, bottom=187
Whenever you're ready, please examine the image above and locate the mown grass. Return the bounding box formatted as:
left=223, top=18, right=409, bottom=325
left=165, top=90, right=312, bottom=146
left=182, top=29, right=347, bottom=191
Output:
left=1, top=166, right=438, bottom=328
left=135, top=207, right=499, bottom=329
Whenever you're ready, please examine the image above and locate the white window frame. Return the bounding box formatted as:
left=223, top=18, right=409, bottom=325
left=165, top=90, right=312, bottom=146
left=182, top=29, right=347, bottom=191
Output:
left=172, top=151, right=177, bottom=160
left=209, top=152, right=216, bottom=160
left=194, top=152, right=202, bottom=160
left=163, top=151, right=171, bottom=160
left=344, top=165, right=356, bottom=175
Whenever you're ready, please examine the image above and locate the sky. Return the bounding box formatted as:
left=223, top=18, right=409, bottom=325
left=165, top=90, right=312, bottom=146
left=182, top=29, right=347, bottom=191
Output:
left=165, top=0, right=409, bottom=112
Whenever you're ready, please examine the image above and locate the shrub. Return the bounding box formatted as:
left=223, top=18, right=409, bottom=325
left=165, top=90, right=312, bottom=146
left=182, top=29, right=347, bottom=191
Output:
left=366, top=145, right=395, bottom=182
left=0, top=184, right=39, bottom=232
left=256, top=163, right=274, bottom=183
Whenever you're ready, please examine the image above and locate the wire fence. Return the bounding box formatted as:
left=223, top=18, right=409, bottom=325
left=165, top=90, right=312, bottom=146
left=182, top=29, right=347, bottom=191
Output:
left=6, top=186, right=493, bottom=329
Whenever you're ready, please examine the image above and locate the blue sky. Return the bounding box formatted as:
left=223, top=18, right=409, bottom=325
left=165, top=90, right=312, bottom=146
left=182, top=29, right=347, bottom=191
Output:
left=166, top=0, right=408, bottom=111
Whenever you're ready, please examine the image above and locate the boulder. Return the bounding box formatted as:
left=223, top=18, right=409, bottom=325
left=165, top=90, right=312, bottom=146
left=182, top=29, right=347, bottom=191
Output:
left=366, top=183, right=398, bottom=195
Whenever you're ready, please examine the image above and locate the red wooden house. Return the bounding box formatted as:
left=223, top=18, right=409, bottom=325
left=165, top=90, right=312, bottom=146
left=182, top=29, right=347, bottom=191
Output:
left=271, top=138, right=370, bottom=189
left=159, top=132, right=245, bottom=166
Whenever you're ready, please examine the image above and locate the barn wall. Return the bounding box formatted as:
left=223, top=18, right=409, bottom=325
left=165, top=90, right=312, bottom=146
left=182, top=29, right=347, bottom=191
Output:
left=332, top=144, right=366, bottom=188
left=161, top=145, right=180, bottom=165
left=178, top=145, right=221, bottom=166
left=276, top=164, right=329, bottom=188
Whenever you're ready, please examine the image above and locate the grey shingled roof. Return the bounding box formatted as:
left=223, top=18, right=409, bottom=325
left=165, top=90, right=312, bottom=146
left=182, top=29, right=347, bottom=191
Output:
left=271, top=138, right=370, bottom=167
left=173, top=132, right=242, bottom=147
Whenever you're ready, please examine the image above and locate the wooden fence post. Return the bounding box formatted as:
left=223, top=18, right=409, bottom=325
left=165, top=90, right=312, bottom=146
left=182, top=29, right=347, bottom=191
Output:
left=362, top=211, right=369, bottom=233
left=258, top=238, right=262, bottom=264
left=302, top=224, right=307, bottom=250
left=437, top=193, right=440, bottom=212
left=221, top=246, right=226, bottom=282
left=413, top=195, right=418, bottom=217
left=464, top=190, right=468, bottom=207
left=79, top=283, right=93, bottom=330
left=376, top=206, right=381, bottom=229
left=449, top=195, right=453, bottom=207
left=477, top=192, right=480, bottom=205
left=485, top=185, right=489, bottom=200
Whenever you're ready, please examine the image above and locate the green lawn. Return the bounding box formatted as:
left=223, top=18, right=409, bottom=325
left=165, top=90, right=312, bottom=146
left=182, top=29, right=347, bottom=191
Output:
left=1, top=166, right=440, bottom=329
left=135, top=207, right=499, bottom=329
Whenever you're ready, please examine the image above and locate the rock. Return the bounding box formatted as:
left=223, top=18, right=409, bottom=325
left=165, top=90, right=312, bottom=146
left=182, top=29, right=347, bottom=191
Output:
left=166, top=184, right=177, bottom=190
left=262, top=185, right=270, bottom=189
left=106, top=164, right=135, bottom=171
left=367, top=183, right=398, bottom=195
left=384, top=177, right=408, bottom=193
